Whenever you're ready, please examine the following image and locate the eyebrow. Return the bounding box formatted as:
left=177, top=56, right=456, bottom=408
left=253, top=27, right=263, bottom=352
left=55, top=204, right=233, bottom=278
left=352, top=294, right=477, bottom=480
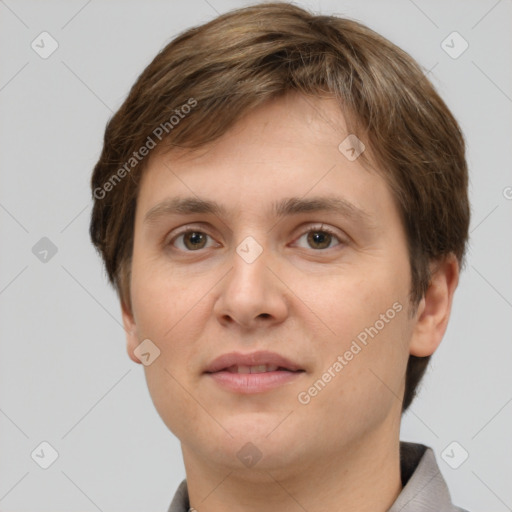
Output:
left=143, top=195, right=372, bottom=225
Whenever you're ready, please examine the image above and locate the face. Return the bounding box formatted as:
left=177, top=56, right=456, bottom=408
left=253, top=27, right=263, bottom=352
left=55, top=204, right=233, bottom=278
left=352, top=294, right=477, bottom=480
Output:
left=123, top=92, right=423, bottom=479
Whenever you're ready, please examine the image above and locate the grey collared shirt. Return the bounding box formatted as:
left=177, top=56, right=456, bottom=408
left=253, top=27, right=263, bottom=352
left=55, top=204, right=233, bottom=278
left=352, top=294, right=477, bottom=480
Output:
left=167, top=442, right=469, bottom=512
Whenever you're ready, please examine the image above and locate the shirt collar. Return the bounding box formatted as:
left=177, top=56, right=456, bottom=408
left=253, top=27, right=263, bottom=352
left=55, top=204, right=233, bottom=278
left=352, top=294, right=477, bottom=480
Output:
left=389, top=442, right=467, bottom=512
left=167, top=442, right=467, bottom=512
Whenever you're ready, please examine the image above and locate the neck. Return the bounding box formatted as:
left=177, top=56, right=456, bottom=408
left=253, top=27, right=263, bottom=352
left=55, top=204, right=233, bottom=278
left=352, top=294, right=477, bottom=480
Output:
left=182, top=426, right=403, bottom=512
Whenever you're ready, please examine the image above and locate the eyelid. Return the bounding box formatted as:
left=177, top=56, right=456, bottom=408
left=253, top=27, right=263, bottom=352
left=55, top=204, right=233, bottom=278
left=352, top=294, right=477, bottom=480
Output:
left=167, top=225, right=219, bottom=250
left=292, top=223, right=346, bottom=249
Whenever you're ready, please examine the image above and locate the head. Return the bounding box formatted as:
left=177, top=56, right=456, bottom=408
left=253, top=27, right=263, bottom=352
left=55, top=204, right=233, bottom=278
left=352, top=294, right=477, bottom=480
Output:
left=90, top=2, right=469, bottom=473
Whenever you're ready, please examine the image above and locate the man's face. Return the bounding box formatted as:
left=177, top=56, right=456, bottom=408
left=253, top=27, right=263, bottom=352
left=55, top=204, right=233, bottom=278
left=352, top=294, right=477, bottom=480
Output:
left=124, top=93, right=417, bottom=476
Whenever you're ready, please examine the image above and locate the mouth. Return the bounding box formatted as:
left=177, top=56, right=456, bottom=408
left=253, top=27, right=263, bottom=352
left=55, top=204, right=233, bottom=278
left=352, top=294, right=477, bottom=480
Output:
left=203, top=351, right=306, bottom=394
left=214, top=364, right=303, bottom=374
left=204, top=350, right=304, bottom=373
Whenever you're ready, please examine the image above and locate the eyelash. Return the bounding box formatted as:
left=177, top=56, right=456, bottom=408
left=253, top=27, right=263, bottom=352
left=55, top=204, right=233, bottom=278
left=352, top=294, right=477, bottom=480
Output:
left=167, top=224, right=345, bottom=252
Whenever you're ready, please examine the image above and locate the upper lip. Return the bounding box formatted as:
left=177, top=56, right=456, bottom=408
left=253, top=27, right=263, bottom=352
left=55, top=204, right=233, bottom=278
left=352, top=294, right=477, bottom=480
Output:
left=204, top=351, right=304, bottom=373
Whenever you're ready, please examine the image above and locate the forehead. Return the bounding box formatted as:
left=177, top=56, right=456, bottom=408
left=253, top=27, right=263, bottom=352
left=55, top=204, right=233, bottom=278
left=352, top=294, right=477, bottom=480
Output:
left=135, top=93, right=394, bottom=225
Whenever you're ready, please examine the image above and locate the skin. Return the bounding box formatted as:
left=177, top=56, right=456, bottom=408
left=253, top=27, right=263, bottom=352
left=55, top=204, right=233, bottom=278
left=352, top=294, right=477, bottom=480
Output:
left=121, top=92, right=459, bottom=512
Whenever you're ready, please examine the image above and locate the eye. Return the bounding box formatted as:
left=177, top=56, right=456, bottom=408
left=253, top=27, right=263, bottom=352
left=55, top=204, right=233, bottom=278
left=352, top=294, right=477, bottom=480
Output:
left=293, top=225, right=344, bottom=250
left=167, top=224, right=345, bottom=253
left=170, top=229, right=218, bottom=251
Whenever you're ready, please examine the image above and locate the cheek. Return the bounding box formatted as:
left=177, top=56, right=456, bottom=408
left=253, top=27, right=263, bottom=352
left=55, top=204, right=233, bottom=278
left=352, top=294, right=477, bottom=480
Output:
left=300, top=311, right=410, bottom=440
left=304, top=262, right=408, bottom=345
left=301, top=264, right=411, bottom=411
left=131, top=257, right=199, bottom=338
left=131, top=272, right=209, bottom=438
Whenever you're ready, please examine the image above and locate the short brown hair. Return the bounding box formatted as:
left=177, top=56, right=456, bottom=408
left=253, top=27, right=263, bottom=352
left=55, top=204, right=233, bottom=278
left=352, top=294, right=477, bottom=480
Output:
left=89, top=2, right=470, bottom=412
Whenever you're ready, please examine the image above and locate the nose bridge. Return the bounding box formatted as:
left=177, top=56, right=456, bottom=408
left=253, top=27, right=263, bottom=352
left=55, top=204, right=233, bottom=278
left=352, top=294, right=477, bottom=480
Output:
left=235, top=234, right=266, bottom=267
left=214, top=231, right=287, bottom=328
left=229, top=233, right=270, bottom=297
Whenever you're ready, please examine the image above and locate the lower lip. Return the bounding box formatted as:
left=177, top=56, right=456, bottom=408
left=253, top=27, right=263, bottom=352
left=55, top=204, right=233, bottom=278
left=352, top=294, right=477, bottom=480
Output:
left=205, top=370, right=304, bottom=393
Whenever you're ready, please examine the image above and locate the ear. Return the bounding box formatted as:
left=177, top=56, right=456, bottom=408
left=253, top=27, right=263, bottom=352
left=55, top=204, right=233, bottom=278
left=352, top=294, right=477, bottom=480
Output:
left=409, top=254, right=460, bottom=357
left=121, top=300, right=142, bottom=365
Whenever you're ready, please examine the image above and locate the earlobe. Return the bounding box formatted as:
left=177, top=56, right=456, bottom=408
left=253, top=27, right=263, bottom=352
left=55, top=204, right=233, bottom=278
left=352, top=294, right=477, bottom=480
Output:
left=121, top=301, right=143, bottom=365
left=409, top=254, right=460, bottom=357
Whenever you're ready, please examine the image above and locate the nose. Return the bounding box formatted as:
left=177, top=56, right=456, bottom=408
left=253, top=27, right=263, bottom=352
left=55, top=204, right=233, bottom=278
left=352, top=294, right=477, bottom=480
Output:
left=213, top=239, right=289, bottom=331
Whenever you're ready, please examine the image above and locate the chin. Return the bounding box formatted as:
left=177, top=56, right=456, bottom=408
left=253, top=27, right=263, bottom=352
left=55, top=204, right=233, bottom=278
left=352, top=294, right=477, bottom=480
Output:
left=205, top=435, right=306, bottom=477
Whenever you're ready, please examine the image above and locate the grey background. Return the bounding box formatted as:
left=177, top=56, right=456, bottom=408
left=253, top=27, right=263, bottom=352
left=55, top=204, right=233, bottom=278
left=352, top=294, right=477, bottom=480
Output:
left=0, top=0, right=511, bottom=511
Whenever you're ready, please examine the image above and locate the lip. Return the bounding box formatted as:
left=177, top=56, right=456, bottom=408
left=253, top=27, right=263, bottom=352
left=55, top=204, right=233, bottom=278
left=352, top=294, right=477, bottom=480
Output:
left=204, top=350, right=304, bottom=373
left=203, top=350, right=305, bottom=394
left=206, top=371, right=304, bottom=393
